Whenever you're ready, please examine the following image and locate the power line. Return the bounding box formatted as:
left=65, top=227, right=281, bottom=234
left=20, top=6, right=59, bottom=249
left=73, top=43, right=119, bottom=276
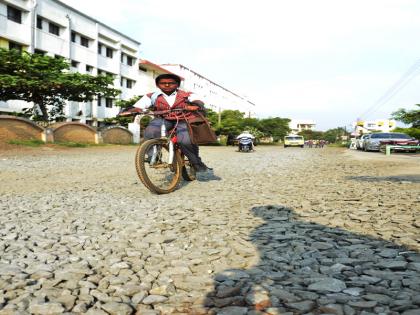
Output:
left=358, top=59, right=420, bottom=120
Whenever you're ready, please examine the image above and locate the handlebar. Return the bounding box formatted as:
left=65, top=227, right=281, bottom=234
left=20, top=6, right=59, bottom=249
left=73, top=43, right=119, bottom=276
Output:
left=118, top=107, right=199, bottom=118
left=149, top=107, right=198, bottom=116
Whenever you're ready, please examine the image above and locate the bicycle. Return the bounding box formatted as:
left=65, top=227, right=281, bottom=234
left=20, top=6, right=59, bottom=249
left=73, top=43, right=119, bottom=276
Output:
left=133, top=108, right=197, bottom=194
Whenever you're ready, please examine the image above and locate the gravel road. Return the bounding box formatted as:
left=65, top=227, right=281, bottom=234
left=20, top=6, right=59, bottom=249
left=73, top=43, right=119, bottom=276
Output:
left=0, top=145, right=419, bottom=314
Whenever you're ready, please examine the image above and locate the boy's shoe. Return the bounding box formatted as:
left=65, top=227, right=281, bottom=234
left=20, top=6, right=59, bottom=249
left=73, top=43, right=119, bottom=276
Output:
left=193, top=162, right=212, bottom=172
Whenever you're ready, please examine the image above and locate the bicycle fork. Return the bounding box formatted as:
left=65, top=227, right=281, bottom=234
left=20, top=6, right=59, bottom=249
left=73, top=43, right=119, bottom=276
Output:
left=149, top=122, right=175, bottom=165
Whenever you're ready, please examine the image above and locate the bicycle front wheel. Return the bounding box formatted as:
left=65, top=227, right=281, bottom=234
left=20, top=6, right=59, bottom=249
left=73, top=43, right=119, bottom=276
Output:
left=135, top=139, right=182, bottom=194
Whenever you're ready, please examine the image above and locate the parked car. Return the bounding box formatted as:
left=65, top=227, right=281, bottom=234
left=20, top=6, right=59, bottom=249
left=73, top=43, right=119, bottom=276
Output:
left=363, top=132, right=419, bottom=152
left=356, top=134, right=370, bottom=150
left=284, top=135, right=304, bottom=148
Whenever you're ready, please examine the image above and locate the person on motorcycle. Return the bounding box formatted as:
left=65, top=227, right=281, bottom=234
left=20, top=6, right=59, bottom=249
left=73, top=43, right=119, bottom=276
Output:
left=122, top=73, right=211, bottom=172
left=236, top=131, right=255, bottom=151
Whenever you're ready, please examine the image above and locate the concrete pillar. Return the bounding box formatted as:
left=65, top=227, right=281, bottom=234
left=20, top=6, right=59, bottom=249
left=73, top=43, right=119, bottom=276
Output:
left=128, top=123, right=140, bottom=144
left=44, top=128, right=54, bottom=143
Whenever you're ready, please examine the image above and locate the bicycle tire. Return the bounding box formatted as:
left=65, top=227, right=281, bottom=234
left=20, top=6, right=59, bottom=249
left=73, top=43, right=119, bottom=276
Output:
left=180, top=152, right=196, bottom=181
left=135, top=139, right=182, bottom=194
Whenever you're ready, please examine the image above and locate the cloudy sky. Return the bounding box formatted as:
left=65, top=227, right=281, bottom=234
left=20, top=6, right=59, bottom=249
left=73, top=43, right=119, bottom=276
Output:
left=61, top=0, right=420, bottom=130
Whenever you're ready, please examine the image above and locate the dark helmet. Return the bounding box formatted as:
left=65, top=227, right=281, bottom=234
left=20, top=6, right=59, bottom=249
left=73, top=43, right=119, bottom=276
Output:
left=155, top=73, right=181, bottom=86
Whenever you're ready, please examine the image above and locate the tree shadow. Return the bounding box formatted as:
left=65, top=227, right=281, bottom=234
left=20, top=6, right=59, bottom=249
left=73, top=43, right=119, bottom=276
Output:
left=346, top=175, right=420, bottom=183
left=204, top=205, right=420, bottom=314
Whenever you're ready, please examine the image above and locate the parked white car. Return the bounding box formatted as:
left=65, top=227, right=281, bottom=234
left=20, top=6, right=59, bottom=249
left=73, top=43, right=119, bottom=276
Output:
left=356, top=134, right=370, bottom=150
left=364, top=132, right=417, bottom=152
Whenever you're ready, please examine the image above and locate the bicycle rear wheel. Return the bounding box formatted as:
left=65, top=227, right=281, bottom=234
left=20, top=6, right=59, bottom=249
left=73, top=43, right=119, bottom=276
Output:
left=180, top=152, right=196, bottom=181
left=135, top=139, right=182, bottom=194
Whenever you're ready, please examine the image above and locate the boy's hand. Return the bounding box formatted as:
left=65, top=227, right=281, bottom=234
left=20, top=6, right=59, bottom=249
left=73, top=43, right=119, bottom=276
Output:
left=117, top=107, right=142, bottom=117
left=185, top=105, right=200, bottom=111
left=118, top=111, right=133, bottom=117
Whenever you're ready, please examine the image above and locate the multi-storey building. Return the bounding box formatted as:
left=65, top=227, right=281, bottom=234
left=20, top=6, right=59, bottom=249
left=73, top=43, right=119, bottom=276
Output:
left=0, top=0, right=167, bottom=126
left=161, top=63, right=256, bottom=117
left=0, top=0, right=256, bottom=125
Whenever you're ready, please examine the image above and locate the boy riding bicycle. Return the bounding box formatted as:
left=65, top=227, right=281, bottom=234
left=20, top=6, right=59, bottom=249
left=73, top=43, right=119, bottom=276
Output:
left=121, top=73, right=211, bottom=172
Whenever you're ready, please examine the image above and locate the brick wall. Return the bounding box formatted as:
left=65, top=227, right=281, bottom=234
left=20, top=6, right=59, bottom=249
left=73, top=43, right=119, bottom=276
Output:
left=101, top=127, right=133, bottom=144
left=53, top=123, right=96, bottom=144
left=0, top=116, right=44, bottom=143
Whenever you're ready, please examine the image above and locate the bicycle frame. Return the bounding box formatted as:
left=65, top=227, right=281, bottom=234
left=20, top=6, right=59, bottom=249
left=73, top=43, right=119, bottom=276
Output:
left=135, top=112, right=182, bottom=167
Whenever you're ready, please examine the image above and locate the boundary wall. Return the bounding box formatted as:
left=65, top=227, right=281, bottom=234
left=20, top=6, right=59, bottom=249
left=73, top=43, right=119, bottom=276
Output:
left=0, top=116, right=133, bottom=145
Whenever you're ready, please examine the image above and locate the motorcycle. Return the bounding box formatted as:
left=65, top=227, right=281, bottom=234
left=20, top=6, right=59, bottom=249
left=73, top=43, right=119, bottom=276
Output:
left=237, top=137, right=254, bottom=152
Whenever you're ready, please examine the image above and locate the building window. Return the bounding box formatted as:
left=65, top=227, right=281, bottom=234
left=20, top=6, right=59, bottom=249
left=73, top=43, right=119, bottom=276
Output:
left=49, top=22, right=60, bottom=36
left=105, top=98, right=113, bottom=108
left=126, top=79, right=134, bottom=89
left=80, top=36, right=89, bottom=47
left=97, top=96, right=102, bottom=106
left=86, top=65, right=93, bottom=73
left=9, top=42, right=22, bottom=51
left=36, top=16, right=43, bottom=29
left=7, top=6, right=22, bottom=24
left=139, top=66, right=147, bottom=72
left=127, top=56, right=134, bottom=66
left=34, top=49, right=46, bottom=55
left=121, top=53, right=135, bottom=66
left=106, top=47, right=113, bottom=58
left=71, top=31, right=76, bottom=43
left=71, top=60, right=79, bottom=68
left=120, top=77, right=124, bottom=87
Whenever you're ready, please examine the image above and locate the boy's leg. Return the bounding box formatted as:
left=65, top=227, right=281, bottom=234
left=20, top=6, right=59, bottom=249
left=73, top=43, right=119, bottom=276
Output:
left=144, top=118, right=172, bottom=139
left=144, top=118, right=174, bottom=161
left=175, top=121, right=208, bottom=171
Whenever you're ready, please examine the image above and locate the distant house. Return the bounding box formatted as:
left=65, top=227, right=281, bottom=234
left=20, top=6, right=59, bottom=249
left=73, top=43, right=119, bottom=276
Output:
left=353, top=119, right=396, bottom=135
left=289, top=119, right=316, bottom=134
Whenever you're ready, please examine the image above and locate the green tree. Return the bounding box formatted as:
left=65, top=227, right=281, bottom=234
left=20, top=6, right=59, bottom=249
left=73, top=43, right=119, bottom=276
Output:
left=391, top=105, right=420, bottom=128
left=241, top=117, right=260, bottom=130
left=243, top=126, right=265, bottom=141
left=0, top=48, right=120, bottom=121
left=322, top=127, right=348, bottom=143
left=114, top=95, right=142, bottom=110
left=298, top=129, right=324, bottom=141
left=205, top=108, right=219, bottom=129
left=258, top=117, right=291, bottom=141
left=218, top=110, right=246, bottom=135
left=103, top=95, right=143, bottom=127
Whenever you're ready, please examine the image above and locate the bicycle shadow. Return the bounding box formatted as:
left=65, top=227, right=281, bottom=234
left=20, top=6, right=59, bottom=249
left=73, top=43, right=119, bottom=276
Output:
left=203, top=205, right=420, bottom=314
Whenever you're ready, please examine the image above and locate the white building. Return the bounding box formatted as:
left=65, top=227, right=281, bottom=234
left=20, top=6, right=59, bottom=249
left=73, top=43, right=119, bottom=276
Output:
left=161, top=64, right=256, bottom=117
left=353, top=119, right=396, bottom=135
left=289, top=119, right=316, bottom=134
left=0, top=0, right=256, bottom=125
left=0, top=0, right=174, bottom=126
